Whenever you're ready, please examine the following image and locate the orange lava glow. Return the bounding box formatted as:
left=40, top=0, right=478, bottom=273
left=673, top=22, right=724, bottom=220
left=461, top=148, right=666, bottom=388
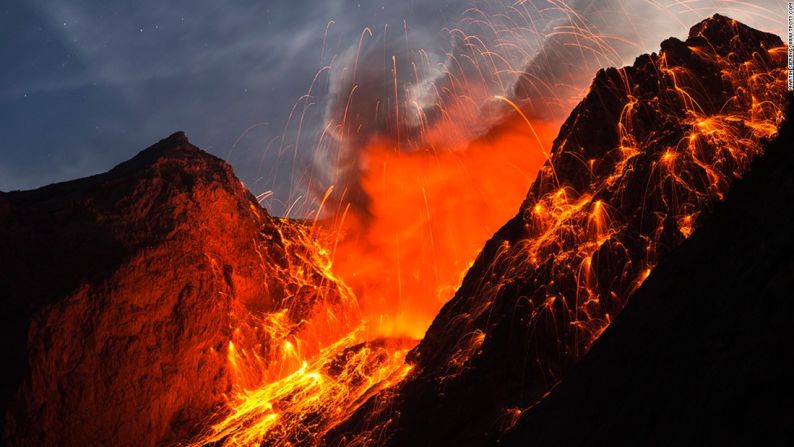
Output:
left=330, top=114, right=560, bottom=339
left=188, top=111, right=561, bottom=447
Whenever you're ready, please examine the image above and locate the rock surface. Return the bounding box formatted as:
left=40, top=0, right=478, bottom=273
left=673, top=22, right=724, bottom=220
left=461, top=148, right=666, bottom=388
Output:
left=503, top=99, right=794, bottom=446
left=0, top=132, right=350, bottom=446
left=327, top=15, right=789, bottom=446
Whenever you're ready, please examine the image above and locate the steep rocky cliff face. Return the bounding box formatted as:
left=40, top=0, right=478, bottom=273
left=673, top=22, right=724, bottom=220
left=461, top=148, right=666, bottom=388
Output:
left=0, top=132, right=352, bottom=446
left=327, top=15, right=789, bottom=446
left=502, top=100, right=794, bottom=446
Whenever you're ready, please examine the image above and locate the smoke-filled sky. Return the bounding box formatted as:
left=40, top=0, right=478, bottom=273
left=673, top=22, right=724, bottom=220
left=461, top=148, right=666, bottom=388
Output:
left=0, top=0, right=785, bottom=213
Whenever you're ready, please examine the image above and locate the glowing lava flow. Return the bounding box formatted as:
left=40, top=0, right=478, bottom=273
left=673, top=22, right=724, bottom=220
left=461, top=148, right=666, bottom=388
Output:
left=221, top=220, right=363, bottom=391
left=190, top=331, right=415, bottom=446
left=184, top=219, right=417, bottom=447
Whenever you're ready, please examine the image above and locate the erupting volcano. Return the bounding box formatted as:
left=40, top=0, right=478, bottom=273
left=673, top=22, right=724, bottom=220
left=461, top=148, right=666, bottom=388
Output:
left=1, top=8, right=792, bottom=447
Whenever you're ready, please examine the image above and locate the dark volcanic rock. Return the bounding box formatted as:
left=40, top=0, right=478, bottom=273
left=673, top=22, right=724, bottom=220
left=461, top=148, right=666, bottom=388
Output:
left=0, top=133, right=349, bottom=446
left=327, top=15, right=789, bottom=446
left=502, top=100, right=794, bottom=446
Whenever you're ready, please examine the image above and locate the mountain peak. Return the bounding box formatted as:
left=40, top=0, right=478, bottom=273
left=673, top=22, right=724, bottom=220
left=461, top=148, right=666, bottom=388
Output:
left=690, top=13, right=748, bottom=38
left=165, top=130, right=189, bottom=143
left=685, top=13, right=783, bottom=55
left=108, top=130, right=228, bottom=177
left=1, top=130, right=351, bottom=445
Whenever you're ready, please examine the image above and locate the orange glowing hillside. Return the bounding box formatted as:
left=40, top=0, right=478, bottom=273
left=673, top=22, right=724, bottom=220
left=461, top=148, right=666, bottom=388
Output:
left=0, top=133, right=366, bottom=445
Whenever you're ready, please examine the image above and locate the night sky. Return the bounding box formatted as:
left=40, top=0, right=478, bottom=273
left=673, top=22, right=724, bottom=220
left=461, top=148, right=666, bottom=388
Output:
left=0, top=1, right=458, bottom=197
left=0, top=1, right=785, bottom=214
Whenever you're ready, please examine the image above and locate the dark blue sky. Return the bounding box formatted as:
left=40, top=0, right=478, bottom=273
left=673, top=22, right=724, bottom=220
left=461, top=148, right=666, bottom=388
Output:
left=0, top=1, right=457, bottom=205
left=1, top=1, right=783, bottom=214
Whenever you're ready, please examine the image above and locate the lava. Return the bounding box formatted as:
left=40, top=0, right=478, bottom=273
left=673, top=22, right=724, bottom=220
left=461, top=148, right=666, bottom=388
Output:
left=189, top=332, right=415, bottom=446
left=329, top=115, right=559, bottom=340
left=189, top=7, right=788, bottom=447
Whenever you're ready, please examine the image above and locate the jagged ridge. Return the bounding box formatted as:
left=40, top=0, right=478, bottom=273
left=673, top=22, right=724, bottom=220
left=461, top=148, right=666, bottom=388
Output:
left=502, top=98, right=794, bottom=446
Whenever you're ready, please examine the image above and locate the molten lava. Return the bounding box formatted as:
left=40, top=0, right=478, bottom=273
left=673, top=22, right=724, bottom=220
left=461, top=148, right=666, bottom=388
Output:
left=330, top=115, right=560, bottom=340
left=192, top=333, right=415, bottom=446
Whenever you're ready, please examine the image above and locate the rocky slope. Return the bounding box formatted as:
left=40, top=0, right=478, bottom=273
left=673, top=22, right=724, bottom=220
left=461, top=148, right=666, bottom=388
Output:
left=0, top=132, right=354, bottom=446
left=327, top=15, right=789, bottom=446
left=500, top=99, right=794, bottom=446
